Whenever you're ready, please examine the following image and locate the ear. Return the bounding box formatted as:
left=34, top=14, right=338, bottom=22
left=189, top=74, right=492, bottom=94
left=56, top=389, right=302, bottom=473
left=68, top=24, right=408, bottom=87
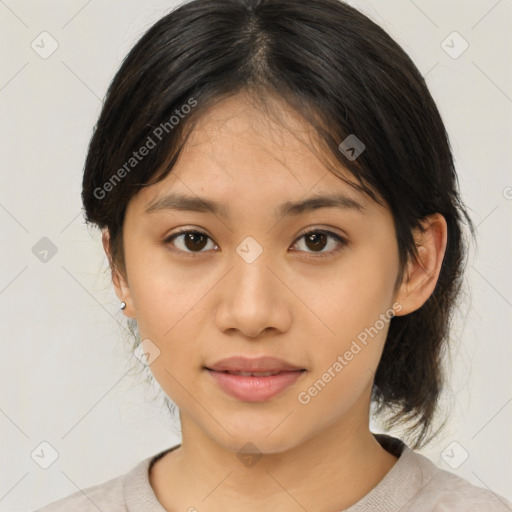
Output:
left=393, top=213, right=448, bottom=316
left=102, top=228, right=136, bottom=318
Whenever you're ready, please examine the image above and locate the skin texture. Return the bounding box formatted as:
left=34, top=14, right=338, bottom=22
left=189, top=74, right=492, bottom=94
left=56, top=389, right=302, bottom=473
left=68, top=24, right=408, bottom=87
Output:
left=103, top=92, right=447, bottom=511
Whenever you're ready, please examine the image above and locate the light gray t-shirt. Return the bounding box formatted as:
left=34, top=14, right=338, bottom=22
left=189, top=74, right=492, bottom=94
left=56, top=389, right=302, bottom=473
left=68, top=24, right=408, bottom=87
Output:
left=33, top=435, right=512, bottom=511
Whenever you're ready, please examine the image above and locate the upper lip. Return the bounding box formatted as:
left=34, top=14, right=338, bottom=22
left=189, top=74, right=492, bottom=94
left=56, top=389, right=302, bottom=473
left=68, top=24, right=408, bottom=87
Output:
left=206, top=356, right=304, bottom=373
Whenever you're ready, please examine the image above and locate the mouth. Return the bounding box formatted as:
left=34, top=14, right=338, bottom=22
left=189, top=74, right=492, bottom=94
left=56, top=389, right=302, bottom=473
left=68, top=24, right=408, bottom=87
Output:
left=204, top=366, right=306, bottom=402
left=206, top=369, right=299, bottom=377
left=205, top=355, right=304, bottom=373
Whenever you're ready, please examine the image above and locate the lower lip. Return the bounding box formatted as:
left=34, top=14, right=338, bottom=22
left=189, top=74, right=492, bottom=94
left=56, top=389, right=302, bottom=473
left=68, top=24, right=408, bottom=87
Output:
left=206, top=369, right=305, bottom=402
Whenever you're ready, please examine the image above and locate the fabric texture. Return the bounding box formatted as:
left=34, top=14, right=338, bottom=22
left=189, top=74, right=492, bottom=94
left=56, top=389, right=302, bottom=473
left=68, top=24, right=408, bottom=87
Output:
left=33, top=434, right=512, bottom=511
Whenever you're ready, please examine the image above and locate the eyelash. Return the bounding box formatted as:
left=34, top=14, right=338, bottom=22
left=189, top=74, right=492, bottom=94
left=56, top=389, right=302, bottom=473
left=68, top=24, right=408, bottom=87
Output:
left=163, top=228, right=348, bottom=259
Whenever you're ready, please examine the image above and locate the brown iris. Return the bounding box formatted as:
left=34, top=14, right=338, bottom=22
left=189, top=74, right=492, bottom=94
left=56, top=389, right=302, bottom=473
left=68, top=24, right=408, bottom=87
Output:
left=304, top=232, right=328, bottom=252
left=183, top=232, right=208, bottom=251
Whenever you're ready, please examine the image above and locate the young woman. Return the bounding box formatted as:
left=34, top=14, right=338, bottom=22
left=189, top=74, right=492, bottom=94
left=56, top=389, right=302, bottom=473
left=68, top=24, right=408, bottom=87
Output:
left=36, top=0, right=511, bottom=510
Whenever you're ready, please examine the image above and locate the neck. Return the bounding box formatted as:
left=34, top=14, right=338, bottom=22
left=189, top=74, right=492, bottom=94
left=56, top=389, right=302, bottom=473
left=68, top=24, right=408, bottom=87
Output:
left=150, top=412, right=398, bottom=511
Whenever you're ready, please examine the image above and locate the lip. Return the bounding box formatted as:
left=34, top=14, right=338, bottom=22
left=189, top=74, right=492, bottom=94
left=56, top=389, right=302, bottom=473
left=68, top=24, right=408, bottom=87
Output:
left=206, top=356, right=303, bottom=373
left=206, top=369, right=305, bottom=402
left=205, top=356, right=306, bottom=402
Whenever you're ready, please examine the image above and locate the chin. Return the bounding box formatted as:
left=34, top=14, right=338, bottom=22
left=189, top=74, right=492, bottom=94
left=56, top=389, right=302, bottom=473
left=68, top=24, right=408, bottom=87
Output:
left=210, top=420, right=305, bottom=456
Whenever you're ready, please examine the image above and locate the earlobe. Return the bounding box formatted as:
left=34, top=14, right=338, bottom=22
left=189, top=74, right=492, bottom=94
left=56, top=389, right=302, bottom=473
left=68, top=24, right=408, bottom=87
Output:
left=394, top=213, right=448, bottom=316
left=101, top=228, right=135, bottom=318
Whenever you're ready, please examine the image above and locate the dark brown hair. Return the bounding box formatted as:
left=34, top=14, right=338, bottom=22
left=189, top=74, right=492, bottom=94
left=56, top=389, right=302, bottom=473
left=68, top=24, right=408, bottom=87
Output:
left=81, top=0, right=474, bottom=448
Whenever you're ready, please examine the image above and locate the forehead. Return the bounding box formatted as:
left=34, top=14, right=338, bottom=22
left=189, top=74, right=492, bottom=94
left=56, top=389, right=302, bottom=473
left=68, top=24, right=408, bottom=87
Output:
left=141, top=92, right=371, bottom=207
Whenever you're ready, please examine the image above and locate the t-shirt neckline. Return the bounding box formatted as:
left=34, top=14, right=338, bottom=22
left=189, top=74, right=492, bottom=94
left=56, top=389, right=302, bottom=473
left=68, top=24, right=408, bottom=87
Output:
left=124, top=434, right=414, bottom=511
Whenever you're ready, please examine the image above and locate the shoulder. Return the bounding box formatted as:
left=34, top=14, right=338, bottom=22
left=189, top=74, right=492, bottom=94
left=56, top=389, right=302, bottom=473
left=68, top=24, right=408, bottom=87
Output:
left=399, top=447, right=512, bottom=511
left=32, top=472, right=126, bottom=512
left=351, top=435, right=512, bottom=512
left=32, top=446, right=176, bottom=512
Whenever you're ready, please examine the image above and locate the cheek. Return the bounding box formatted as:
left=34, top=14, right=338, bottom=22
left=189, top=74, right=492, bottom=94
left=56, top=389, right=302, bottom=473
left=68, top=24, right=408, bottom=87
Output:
left=293, top=246, right=397, bottom=397
left=125, top=237, right=213, bottom=339
left=129, top=266, right=208, bottom=409
left=292, top=243, right=398, bottom=348
left=295, top=281, right=393, bottom=421
left=123, top=246, right=216, bottom=402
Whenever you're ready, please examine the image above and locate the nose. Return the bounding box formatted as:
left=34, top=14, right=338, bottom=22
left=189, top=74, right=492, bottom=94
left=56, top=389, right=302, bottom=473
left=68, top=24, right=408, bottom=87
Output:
left=215, top=249, right=292, bottom=339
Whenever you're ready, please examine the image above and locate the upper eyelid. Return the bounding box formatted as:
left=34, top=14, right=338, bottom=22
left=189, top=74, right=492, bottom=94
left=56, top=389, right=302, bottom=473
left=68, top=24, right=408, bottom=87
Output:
left=166, top=226, right=346, bottom=240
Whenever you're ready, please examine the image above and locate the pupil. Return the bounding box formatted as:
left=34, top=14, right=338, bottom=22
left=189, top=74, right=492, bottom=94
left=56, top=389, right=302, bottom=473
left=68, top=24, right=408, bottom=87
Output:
left=306, top=232, right=326, bottom=251
left=185, top=233, right=207, bottom=251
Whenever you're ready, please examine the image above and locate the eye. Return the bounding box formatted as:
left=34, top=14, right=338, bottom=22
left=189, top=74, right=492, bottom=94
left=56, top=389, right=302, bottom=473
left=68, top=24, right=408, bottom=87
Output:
left=290, top=229, right=347, bottom=257
left=164, top=229, right=218, bottom=254
left=163, top=228, right=347, bottom=257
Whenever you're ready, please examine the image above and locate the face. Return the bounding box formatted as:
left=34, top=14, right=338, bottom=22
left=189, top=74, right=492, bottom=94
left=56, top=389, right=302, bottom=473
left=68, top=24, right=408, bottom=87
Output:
left=115, top=92, right=405, bottom=454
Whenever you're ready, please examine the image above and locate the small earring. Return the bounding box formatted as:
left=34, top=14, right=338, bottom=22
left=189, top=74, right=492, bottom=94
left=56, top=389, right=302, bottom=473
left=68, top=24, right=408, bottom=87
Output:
left=120, top=301, right=127, bottom=310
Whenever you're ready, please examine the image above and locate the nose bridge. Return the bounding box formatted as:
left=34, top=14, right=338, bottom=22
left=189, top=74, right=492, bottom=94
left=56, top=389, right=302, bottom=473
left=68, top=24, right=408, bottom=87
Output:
left=231, top=242, right=276, bottom=310
left=215, top=240, right=290, bottom=337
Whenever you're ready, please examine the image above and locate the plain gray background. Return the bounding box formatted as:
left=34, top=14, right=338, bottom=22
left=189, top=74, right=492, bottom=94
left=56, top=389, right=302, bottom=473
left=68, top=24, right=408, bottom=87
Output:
left=0, top=1, right=511, bottom=510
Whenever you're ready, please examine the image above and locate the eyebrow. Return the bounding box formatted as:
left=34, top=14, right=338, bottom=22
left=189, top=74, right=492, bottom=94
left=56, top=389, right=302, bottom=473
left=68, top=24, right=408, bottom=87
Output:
left=144, top=192, right=365, bottom=219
